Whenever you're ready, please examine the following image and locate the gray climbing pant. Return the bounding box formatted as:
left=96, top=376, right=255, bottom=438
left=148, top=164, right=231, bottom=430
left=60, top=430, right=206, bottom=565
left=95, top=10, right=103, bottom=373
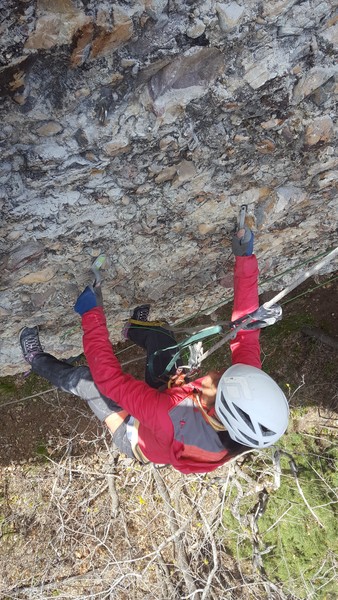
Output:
left=31, top=353, right=135, bottom=458
left=30, top=324, right=180, bottom=460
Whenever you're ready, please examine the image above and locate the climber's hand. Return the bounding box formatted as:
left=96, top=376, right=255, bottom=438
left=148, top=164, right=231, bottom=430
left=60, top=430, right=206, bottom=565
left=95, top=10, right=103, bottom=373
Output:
left=74, top=285, right=103, bottom=316
left=232, top=226, right=254, bottom=256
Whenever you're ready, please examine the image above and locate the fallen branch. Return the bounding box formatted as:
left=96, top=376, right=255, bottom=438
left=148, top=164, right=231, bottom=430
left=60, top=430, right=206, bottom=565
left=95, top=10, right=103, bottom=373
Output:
left=199, top=510, right=219, bottom=600
left=152, top=466, right=199, bottom=598
left=107, top=473, right=120, bottom=518
left=281, top=451, right=325, bottom=529
left=302, top=326, right=338, bottom=351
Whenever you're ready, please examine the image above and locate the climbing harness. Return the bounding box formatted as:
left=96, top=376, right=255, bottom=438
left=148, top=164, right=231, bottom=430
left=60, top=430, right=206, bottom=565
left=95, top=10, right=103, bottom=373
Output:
left=128, top=318, right=168, bottom=328
left=147, top=324, right=224, bottom=380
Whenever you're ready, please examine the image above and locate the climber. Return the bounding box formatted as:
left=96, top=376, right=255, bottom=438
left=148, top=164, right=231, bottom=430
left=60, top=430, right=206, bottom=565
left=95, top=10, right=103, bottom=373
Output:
left=20, top=227, right=289, bottom=474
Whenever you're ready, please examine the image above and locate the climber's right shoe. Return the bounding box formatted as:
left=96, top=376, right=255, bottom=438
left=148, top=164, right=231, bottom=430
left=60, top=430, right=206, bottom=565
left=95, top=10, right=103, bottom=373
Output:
left=131, top=304, right=151, bottom=322
left=122, top=304, right=151, bottom=340
left=19, top=326, right=44, bottom=364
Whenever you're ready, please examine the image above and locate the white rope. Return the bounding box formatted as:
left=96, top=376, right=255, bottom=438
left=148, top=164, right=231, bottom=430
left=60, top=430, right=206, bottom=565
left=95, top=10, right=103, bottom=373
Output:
left=264, top=247, right=338, bottom=309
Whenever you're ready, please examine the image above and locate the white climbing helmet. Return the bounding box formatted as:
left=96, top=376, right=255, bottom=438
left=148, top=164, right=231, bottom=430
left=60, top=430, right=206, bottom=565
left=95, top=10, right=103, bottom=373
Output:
left=215, top=364, right=289, bottom=448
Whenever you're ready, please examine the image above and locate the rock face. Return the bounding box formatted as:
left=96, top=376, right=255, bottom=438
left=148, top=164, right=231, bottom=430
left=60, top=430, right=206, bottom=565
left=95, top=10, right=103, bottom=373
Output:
left=0, top=0, right=337, bottom=376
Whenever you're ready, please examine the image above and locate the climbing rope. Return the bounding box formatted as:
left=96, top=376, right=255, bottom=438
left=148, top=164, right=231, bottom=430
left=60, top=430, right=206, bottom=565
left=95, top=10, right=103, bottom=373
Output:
left=281, top=274, right=338, bottom=305
left=263, top=247, right=338, bottom=308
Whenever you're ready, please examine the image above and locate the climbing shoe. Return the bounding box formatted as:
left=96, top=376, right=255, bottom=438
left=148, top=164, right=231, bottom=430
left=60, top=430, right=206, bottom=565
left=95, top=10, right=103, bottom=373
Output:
left=122, top=304, right=151, bottom=340
left=19, top=326, right=44, bottom=364
left=131, top=304, right=151, bottom=322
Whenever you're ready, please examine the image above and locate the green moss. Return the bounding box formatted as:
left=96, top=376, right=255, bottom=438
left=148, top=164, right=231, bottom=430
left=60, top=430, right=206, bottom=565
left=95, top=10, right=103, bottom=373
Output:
left=262, top=313, right=315, bottom=340
left=221, top=431, right=338, bottom=599
left=0, top=372, right=52, bottom=407
left=260, top=450, right=338, bottom=598
left=321, top=360, right=337, bottom=376
left=35, top=442, right=49, bottom=460
left=0, top=378, right=18, bottom=396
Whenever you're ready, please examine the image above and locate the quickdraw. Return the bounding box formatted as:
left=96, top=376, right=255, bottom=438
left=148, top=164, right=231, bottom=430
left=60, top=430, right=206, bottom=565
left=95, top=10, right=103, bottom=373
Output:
left=147, top=324, right=223, bottom=380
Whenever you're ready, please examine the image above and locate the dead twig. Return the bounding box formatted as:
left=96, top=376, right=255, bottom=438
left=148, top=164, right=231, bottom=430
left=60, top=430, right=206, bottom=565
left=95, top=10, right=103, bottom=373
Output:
left=152, top=466, right=200, bottom=599
left=302, top=326, right=338, bottom=351
left=281, top=450, right=325, bottom=529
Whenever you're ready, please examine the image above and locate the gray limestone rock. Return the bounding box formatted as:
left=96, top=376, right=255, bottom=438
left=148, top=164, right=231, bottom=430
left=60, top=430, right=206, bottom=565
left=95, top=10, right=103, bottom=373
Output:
left=0, top=1, right=337, bottom=376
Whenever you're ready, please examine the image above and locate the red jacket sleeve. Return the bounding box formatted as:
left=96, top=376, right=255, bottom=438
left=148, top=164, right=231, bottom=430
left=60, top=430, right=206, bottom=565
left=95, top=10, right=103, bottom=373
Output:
left=81, top=307, right=171, bottom=428
left=230, top=255, right=261, bottom=369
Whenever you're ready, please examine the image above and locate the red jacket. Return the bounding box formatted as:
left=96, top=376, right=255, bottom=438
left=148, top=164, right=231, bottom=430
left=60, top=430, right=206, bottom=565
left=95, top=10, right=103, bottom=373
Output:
left=82, top=256, right=261, bottom=474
